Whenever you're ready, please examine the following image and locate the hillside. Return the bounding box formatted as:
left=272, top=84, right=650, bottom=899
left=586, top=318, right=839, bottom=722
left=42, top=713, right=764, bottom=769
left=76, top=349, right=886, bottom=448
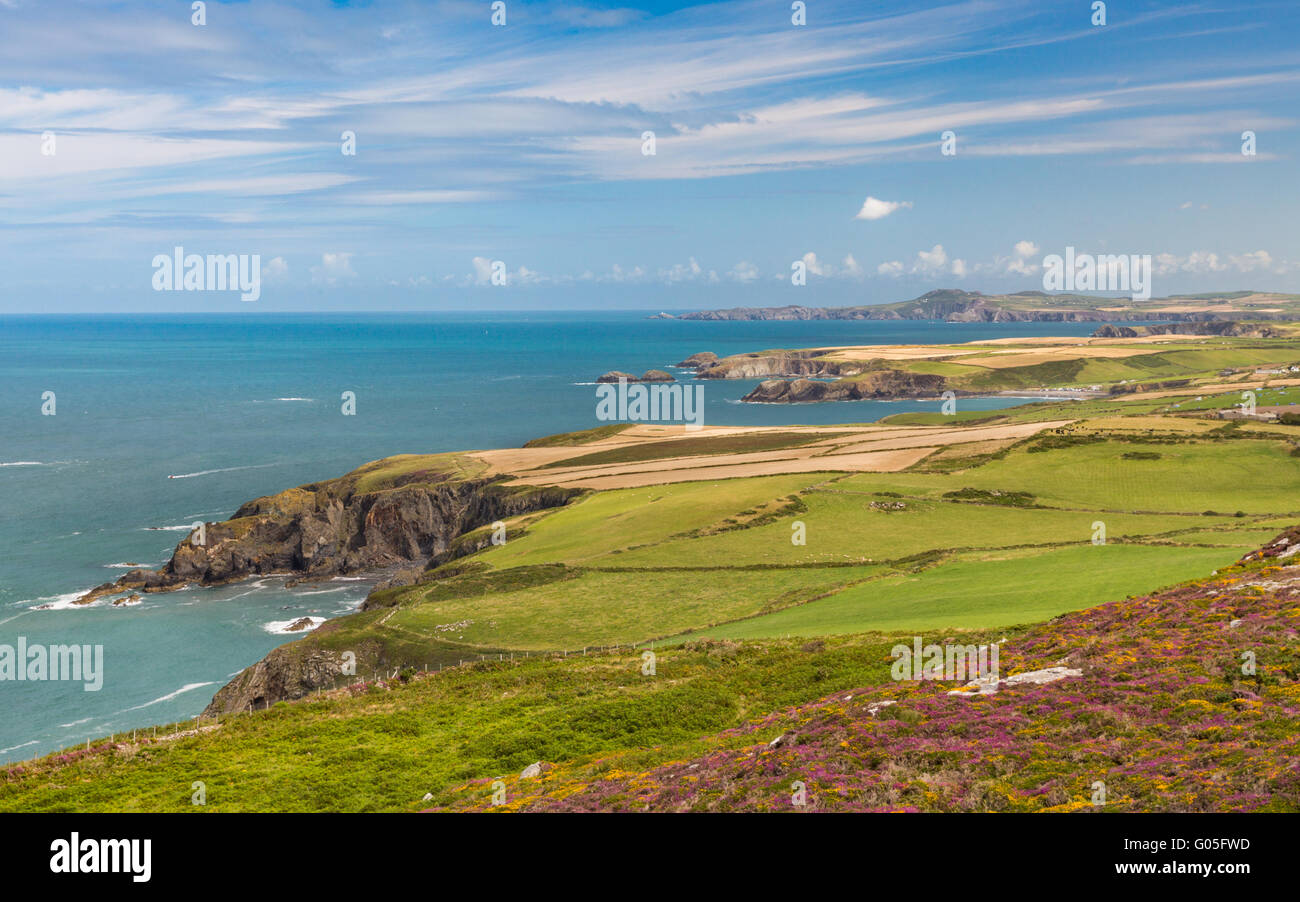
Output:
left=671, top=289, right=1300, bottom=322
left=438, top=527, right=1300, bottom=812
left=3, top=524, right=1297, bottom=813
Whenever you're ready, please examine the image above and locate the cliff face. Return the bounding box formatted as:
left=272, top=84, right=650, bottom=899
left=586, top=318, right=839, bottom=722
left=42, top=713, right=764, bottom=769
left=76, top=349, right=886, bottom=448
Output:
left=743, top=371, right=948, bottom=402
left=693, top=352, right=855, bottom=380
left=78, top=469, right=582, bottom=604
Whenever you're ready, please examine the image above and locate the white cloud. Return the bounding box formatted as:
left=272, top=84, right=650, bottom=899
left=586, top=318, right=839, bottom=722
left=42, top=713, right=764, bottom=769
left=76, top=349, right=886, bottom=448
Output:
left=263, top=256, right=289, bottom=281
left=855, top=196, right=912, bottom=221
left=914, top=244, right=948, bottom=272
left=310, top=253, right=356, bottom=285
left=1229, top=250, right=1273, bottom=271
left=728, top=261, right=760, bottom=282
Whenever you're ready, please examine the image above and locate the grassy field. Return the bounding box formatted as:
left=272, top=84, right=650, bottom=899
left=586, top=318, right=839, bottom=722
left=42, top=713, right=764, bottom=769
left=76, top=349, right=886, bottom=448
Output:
left=686, top=543, right=1243, bottom=637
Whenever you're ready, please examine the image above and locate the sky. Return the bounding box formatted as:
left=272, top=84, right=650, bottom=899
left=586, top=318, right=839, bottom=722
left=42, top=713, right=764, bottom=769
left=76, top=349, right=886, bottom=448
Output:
left=0, top=0, right=1298, bottom=312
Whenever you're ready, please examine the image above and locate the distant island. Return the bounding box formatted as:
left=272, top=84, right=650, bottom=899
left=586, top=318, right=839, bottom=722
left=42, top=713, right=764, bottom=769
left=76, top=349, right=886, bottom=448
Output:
left=662, top=288, right=1300, bottom=323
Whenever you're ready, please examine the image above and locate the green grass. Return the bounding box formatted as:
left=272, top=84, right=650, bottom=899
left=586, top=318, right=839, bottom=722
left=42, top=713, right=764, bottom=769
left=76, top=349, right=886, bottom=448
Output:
left=688, top=542, right=1247, bottom=638
left=472, top=473, right=825, bottom=567
left=522, top=424, right=632, bottom=447
left=836, top=437, right=1300, bottom=515
left=346, top=452, right=489, bottom=494
left=602, top=492, right=1253, bottom=569
left=386, top=564, right=882, bottom=649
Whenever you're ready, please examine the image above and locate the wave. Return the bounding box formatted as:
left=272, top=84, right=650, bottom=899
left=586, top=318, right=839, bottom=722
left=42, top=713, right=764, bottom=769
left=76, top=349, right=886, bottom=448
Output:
left=0, top=461, right=49, bottom=467
left=59, top=717, right=92, bottom=729
left=124, top=682, right=216, bottom=712
left=104, top=562, right=146, bottom=569
left=292, top=586, right=347, bottom=596
left=27, top=590, right=94, bottom=611
left=0, top=740, right=38, bottom=755
left=264, top=617, right=325, bottom=635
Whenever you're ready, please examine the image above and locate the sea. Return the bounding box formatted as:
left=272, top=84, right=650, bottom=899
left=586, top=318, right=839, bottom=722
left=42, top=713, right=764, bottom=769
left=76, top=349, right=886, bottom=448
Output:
left=0, top=311, right=1107, bottom=760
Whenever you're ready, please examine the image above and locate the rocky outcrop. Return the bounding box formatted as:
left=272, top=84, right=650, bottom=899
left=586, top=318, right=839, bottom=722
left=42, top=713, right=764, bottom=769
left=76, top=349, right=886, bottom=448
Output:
left=742, top=371, right=949, bottom=403
left=77, top=470, right=583, bottom=605
left=596, top=370, right=676, bottom=383
left=692, top=351, right=854, bottom=381
left=675, top=351, right=718, bottom=368
left=204, top=642, right=349, bottom=715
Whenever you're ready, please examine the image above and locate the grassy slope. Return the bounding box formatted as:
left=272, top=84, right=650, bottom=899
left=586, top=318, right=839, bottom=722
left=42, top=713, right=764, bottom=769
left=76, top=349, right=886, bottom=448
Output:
left=0, top=635, right=915, bottom=812
left=437, top=536, right=1300, bottom=812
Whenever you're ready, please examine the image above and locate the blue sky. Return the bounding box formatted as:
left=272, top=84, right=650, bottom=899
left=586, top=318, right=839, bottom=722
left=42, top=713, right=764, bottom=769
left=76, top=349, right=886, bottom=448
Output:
left=1, top=0, right=1298, bottom=311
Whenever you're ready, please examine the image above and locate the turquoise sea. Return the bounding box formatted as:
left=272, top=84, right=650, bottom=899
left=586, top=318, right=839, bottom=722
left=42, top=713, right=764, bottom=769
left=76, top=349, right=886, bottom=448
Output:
left=0, top=312, right=1106, bottom=760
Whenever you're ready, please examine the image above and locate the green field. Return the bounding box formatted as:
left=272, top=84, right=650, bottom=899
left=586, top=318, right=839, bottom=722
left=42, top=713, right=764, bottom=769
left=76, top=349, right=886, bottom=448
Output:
left=293, top=427, right=1300, bottom=667
left=687, top=543, right=1242, bottom=638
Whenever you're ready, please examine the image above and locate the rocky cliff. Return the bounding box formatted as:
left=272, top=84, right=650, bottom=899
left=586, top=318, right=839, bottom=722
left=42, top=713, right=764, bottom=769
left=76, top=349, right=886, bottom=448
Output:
left=743, top=371, right=949, bottom=402
left=78, top=459, right=582, bottom=605
left=692, top=351, right=856, bottom=380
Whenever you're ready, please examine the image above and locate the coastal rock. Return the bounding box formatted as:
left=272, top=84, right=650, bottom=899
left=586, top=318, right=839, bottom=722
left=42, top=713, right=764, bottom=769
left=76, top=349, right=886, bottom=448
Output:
left=80, top=471, right=583, bottom=608
left=742, top=370, right=948, bottom=403
left=285, top=617, right=317, bottom=632
left=695, top=352, right=852, bottom=381
left=596, top=370, right=677, bottom=383
left=676, top=351, right=718, bottom=369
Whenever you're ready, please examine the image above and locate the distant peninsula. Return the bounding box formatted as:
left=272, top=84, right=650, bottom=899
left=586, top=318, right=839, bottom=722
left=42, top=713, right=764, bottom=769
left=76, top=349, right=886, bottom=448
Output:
left=662, top=288, right=1300, bottom=323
